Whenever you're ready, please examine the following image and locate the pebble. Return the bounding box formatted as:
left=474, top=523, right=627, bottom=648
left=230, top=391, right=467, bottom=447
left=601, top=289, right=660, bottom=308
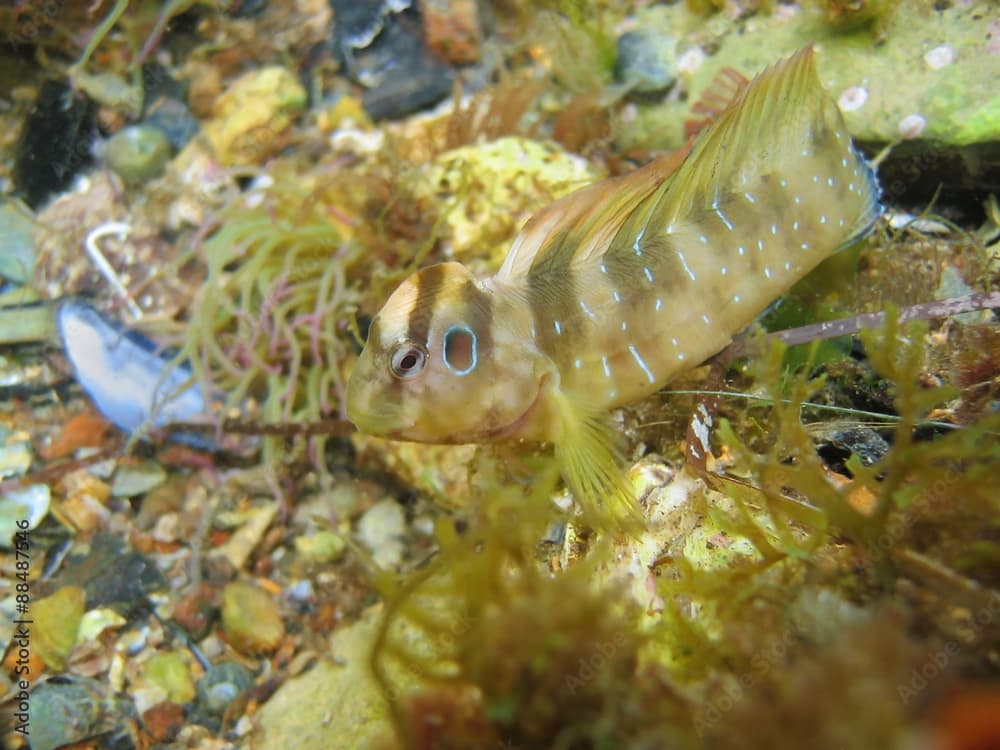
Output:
left=144, top=98, right=201, bottom=150
left=26, top=679, right=104, bottom=750
left=144, top=651, right=196, bottom=703
left=201, top=66, right=306, bottom=166
left=105, top=124, right=172, bottom=184
left=422, top=0, right=483, bottom=64
left=331, top=2, right=453, bottom=120
left=294, top=530, right=347, bottom=563
left=615, top=29, right=678, bottom=95
left=0, top=202, right=37, bottom=284
left=111, top=461, right=167, bottom=498
left=0, top=483, right=49, bottom=547
left=357, top=498, right=406, bottom=569
left=221, top=581, right=285, bottom=655
left=196, top=661, right=255, bottom=716
left=33, top=586, right=86, bottom=670
left=13, top=79, right=95, bottom=208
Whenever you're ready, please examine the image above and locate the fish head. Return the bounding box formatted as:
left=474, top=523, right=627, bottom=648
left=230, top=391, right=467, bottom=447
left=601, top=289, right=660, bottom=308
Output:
left=346, top=262, right=543, bottom=443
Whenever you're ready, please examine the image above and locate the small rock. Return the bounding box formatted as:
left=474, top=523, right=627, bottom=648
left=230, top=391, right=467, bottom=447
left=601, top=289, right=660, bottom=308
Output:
left=333, top=3, right=454, bottom=120
left=898, top=113, right=927, bottom=139
left=144, top=98, right=201, bottom=150
left=27, top=679, right=104, bottom=750
left=295, top=530, right=347, bottom=564
left=111, top=461, right=167, bottom=498
left=615, top=29, right=678, bottom=95
left=144, top=651, right=196, bottom=703
left=14, top=79, right=95, bottom=208
left=33, top=586, right=86, bottom=670
left=141, top=701, right=185, bottom=743
left=59, top=535, right=166, bottom=614
left=357, top=498, right=406, bottom=569
left=221, top=581, right=285, bottom=655
left=196, top=661, right=255, bottom=717
left=422, top=0, right=483, bottom=65
left=0, top=439, right=31, bottom=478
left=172, top=582, right=220, bottom=640
left=0, top=483, right=49, bottom=547
left=77, top=607, right=126, bottom=641
left=0, top=201, right=37, bottom=284
left=201, top=66, right=306, bottom=166
left=105, top=124, right=172, bottom=184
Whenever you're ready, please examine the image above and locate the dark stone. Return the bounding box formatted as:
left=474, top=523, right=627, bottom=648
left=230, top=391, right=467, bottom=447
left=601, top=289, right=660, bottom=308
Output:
left=330, top=0, right=411, bottom=51
left=57, top=534, right=166, bottom=614
left=615, top=29, right=678, bottom=96
left=144, top=98, right=201, bottom=150
left=331, top=1, right=453, bottom=120
left=14, top=79, right=95, bottom=208
left=817, top=425, right=891, bottom=470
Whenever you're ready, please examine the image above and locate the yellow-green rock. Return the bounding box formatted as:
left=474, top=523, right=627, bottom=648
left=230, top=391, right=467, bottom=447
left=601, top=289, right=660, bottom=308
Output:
left=33, top=586, right=85, bottom=670
left=294, top=530, right=346, bottom=564
left=221, top=581, right=285, bottom=655
left=202, top=66, right=307, bottom=166
left=411, top=136, right=599, bottom=267
left=144, top=651, right=196, bottom=703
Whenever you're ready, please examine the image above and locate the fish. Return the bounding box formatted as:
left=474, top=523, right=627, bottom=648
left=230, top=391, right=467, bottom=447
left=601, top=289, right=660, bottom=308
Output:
left=345, top=47, right=882, bottom=529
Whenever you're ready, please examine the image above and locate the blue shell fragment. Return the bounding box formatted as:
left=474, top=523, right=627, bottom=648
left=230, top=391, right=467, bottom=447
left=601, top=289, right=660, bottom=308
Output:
left=56, top=300, right=213, bottom=447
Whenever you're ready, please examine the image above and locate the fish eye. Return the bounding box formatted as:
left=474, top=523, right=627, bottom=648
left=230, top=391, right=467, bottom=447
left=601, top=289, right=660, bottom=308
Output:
left=389, top=342, right=427, bottom=379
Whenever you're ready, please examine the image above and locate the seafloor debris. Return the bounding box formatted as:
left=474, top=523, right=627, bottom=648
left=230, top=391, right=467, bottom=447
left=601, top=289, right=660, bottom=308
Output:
left=0, top=2, right=997, bottom=750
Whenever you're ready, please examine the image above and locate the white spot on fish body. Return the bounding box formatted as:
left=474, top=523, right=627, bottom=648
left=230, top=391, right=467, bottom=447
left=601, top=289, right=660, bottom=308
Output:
left=579, top=299, right=596, bottom=320
left=738, top=245, right=746, bottom=256
left=670, top=336, right=679, bottom=347
left=601, top=355, right=612, bottom=378
left=757, top=239, right=765, bottom=252
left=655, top=297, right=663, bottom=312
left=802, top=147, right=811, bottom=157
left=677, top=251, right=697, bottom=281
left=841, top=158, right=849, bottom=168
left=720, top=265, right=728, bottom=276
left=820, top=215, right=828, bottom=224
left=633, top=227, right=645, bottom=256
left=784, top=261, right=792, bottom=271
left=764, top=266, right=773, bottom=279
left=554, top=319, right=563, bottom=335
left=701, top=314, right=711, bottom=325
left=699, top=234, right=709, bottom=244
left=794, top=195, right=802, bottom=205
left=600, top=263, right=609, bottom=274
left=574, top=358, right=582, bottom=369
left=780, top=178, right=788, bottom=188
left=733, top=294, right=742, bottom=303
left=714, top=205, right=734, bottom=231
left=643, top=266, right=654, bottom=283
left=621, top=320, right=628, bottom=332
left=801, top=242, right=811, bottom=250
left=677, top=352, right=687, bottom=361
left=848, top=182, right=857, bottom=193
left=629, top=344, right=656, bottom=384
left=792, top=220, right=800, bottom=232
left=743, top=191, right=757, bottom=204
left=612, top=289, right=623, bottom=303
left=770, top=223, right=778, bottom=235
left=827, top=177, right=835, bottom=187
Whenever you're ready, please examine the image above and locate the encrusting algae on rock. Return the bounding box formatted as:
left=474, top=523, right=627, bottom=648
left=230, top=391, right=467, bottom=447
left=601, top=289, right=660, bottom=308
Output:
left=346, top=47, right=882, bottom=530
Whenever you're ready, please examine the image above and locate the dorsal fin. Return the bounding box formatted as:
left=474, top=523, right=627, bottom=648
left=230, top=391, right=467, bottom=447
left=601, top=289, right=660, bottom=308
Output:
left=497, top=148, right=689, bottom=282
left=684, top=66, right=750, bottom=139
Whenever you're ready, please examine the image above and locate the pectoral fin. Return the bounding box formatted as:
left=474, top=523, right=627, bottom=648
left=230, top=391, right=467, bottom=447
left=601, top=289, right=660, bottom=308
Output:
left=549, top=391, right=645, bottom=534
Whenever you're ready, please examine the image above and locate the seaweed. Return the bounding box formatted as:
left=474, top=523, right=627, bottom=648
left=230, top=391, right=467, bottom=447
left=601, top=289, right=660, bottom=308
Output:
left=368, top=307, right=1000, bottom=749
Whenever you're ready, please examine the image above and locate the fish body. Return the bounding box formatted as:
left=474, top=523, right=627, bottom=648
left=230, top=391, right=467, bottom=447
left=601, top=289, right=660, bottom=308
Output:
left=346, top=47, right=882, bottom=527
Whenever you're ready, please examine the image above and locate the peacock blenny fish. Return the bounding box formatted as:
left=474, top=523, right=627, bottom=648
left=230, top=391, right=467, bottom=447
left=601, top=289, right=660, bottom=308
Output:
left=346, top=47, right=882, bottom=528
